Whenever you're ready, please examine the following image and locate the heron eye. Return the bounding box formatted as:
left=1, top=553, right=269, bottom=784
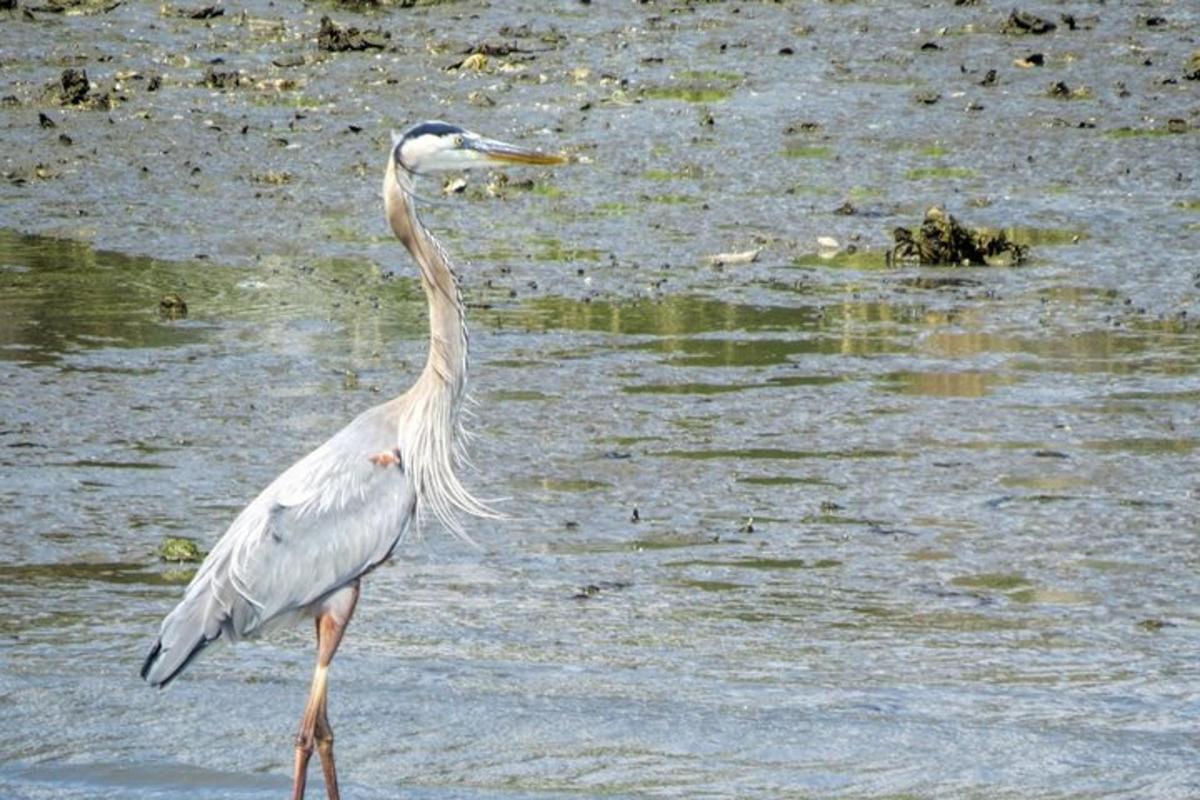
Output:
left=453, top=135, right=465, bottom=148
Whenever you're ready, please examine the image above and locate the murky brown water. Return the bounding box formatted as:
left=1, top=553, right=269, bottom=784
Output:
left=2, top=2, right=1199, bottom=798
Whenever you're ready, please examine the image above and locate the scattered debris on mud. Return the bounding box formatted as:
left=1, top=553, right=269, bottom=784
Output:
left=201, top=67, right=244, bottom=90
left=886, top=207, right=1028, bottom=267
left=317, top=15, right=388, bottom=52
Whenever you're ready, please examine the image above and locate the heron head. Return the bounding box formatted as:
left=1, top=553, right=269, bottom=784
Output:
left=392, top=121, right=567, bottom=176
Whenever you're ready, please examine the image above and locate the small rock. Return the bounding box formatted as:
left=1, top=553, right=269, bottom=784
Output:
left=1137, top=618, right=1175, bottom=632
left=187, top=3, right=222, bottom=19
left=1048, top=80, right=1071, bottom=97
left=706, top=248, right=760, bottom=267
left=1003, top=9, right=1056, bottom=35
left=158, top=536, right=204, bottom=563
left=456, top=52, right=487, bottom=71
left=159, top=293, right=188, bottom=319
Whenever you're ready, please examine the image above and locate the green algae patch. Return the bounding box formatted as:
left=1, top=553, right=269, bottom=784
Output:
left=905, top=167, right=977, bottom=180
left=641, top=86, right=732, bottom=103
left=784, top=145, right=835, bottom=159
left=952, top=573, right=1031, bottom=591
left=531, top=478, right=611, bottom=493
left=792, top=249, right=886, bottom=270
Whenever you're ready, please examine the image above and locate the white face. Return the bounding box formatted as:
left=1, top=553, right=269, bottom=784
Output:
left=397, top=132, right=479, bottom=174
left=392, top=122, right=565, bottom=176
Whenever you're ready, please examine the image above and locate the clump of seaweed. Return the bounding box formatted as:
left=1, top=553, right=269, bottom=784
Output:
left=316, top=15, right=388, bottom=52
left=886, top=207, right=1028, bottom=267
left=54, top=68, right=115, bottom=110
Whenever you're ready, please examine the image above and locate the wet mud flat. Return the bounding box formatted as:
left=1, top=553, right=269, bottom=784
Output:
left=2, top=2, right=1200, bottom=799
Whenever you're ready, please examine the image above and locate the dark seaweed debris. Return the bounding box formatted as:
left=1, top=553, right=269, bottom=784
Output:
left=317, top=15, right=388, bottom=52
left=1002, top=9, right=1057, bottom=35
left=59, top=69, right=90, bottom=105
left=886, top=207, right=1028, bottom=267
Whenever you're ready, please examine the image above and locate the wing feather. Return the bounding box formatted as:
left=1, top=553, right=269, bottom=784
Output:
left=188, top=402, right=416, bottom=639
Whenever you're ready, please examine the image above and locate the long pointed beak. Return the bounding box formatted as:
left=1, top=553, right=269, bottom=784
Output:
left=468, top=136, right=568, bottom=166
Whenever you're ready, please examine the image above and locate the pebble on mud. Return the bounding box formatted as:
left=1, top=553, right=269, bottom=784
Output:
left=1047, top=80, right=1088, bottom=99
left=159, top=292, right=188, bottom=319
left=886, top=207, right=1028, bottom=267
left=706, top=248, right=760, bottom=267
left=1002, top=10, right=1056, bottom=35
left=317, top=16, right=388, bottom=52
left=158, top=536, right=204, bottom=563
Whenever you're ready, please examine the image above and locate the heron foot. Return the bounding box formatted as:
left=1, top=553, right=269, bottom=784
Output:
left=367, top=449, right=403, bottom=470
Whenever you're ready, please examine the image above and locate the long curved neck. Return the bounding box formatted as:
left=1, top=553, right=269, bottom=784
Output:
left=384, top=156, right=468, bottom=403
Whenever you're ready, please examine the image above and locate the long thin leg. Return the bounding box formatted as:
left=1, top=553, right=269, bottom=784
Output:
left=291, top=582, right=360, bottom=800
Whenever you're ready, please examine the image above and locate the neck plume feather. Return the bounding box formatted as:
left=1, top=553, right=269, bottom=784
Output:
left=384, top=156, right=500, bottom=537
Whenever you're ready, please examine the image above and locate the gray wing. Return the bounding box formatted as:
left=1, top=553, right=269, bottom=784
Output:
left=203, top=401, right=416, bottom=635
left=142, top=401, right=415, bottom=686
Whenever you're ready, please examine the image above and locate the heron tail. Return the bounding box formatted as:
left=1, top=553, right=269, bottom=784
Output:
left=140, top=583, right=225, bottom=688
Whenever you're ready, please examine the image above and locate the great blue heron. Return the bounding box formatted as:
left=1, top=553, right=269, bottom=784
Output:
left=141, top=121, right=568, bottom=799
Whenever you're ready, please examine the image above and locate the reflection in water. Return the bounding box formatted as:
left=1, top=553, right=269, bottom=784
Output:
left=881, top=370, right=1018, bottom=398
left=923, top=320, right=1200, bottom=376
left=0, top=229, right=430, bottom=368
left=0, top=232, right=209, bottom=363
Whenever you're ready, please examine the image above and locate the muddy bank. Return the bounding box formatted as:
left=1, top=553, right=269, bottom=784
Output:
left=0, top=1, right=1196, bottom=313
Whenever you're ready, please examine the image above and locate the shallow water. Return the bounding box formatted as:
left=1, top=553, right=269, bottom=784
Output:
left=2, top=2, right=1200, bottom=799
